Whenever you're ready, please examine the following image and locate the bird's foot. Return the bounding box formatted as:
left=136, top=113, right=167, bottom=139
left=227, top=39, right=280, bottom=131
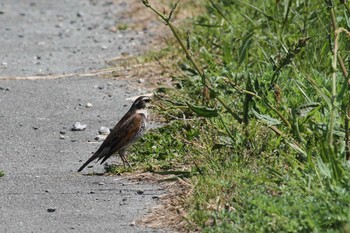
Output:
left=120, top=154, right=132, bottom=168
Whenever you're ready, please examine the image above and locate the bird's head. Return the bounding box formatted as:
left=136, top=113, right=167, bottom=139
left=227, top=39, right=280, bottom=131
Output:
left=131, top=96, right=151, bottom=110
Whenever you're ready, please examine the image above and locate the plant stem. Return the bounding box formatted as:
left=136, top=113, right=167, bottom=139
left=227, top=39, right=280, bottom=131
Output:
left=346, top=106, right=350, bottom=160
left=326, top=0, right=339, bottom=147
left=142, top=0, right=206, bottom=86
left=328, top=30, right=338, bottom=146
left=328, top=27, right=350, bottom=146
left=143, top=0, right=240, bottom=123
left=167, top=22, right=205, bottom=84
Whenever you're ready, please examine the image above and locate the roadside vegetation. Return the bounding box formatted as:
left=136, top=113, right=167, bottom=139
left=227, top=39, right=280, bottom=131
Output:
left=113, top=0, right=350, bottom=232
left=0, top=171, right=4, bottom=177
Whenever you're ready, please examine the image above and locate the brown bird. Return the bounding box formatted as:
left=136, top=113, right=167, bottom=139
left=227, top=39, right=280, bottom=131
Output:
left=78, top=96, right=151, bottom=172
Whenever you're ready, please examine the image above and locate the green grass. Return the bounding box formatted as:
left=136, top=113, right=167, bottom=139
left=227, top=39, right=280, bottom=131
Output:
left=0, top=171, right=4, bottom=177
left=134, top=0, right=350, bottom=232
left=129, top=113, right=202, bottom=173
left=191, top=157, right=350, bottom=233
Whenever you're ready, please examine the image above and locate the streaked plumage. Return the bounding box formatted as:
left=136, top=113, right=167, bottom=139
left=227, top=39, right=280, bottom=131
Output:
left=78, top=96, right=151, bottom=172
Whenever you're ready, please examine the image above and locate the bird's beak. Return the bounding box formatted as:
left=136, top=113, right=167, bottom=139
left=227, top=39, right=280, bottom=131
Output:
left=143, top=97, right=151, bottom=103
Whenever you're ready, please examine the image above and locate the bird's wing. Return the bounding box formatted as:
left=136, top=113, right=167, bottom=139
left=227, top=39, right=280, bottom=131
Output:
left=99, top=113, right=145, bottom=164
left=77, top=113, right=144, bottom=172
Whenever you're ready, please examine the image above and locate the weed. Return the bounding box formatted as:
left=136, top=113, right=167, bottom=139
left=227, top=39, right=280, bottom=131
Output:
left=140, top=0, right=350, bottom=231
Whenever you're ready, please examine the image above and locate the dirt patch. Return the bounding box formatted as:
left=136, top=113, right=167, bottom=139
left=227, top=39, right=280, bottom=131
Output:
left=125, top=172, right=195, bottom=232
left=114, top=0, right=202, bottom=35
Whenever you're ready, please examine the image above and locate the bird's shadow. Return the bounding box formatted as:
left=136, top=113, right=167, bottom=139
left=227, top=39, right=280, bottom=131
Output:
left=80, top=166, right=195, bottom=181
left=79, top=163, right=128, bottom=176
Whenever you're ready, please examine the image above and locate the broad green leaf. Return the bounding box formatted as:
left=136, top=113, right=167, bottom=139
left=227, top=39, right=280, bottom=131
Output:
left=186, top=102, right=218, bottom=118
left=251, top=108, right=281, bottom=125
left=296, top=102, right=320, bottom=116
left=316, top=156, right=331, bottom=178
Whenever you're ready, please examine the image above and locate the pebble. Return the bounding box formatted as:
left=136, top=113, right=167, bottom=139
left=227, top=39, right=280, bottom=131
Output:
left=71, top=122, right=87, bottom=131
left=47, top=208, right=56, bottom=213
left=0, top=87, right=10, bottom=91
left=136, top=190, right=144, bottom=195
left=98, top=126, right=110, bottom=135
left=86, top=102, right=93, bottom=108
left=76, top=11, right=83, bottom=17
left=138, top=78, right=145, bottom=83
left=59, top=135, right=65, bottom=139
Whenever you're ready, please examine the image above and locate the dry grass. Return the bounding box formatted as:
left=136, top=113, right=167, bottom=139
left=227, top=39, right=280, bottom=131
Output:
left=125, top=172, right=195, bottom=233
left=104, top=0, right=205, bottom=91
left=103, top=56, right=174, bottom=91
left=114, top=0, right=203, bottom=30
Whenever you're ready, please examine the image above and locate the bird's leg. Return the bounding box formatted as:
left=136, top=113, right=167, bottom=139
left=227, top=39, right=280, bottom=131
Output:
left=118, top=149, right=131, bottom=168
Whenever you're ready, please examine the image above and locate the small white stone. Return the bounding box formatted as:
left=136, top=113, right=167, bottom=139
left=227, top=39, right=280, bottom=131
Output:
left=86, top=102, right=93, bottom=108
left=98, top=126, right=110, bottom=135
left=129, top=221, right=136, bottom=227
left=72, top=122, right=87, bottom=131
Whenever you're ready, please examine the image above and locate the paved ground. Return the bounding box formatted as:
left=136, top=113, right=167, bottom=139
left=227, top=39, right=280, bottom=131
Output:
left=0, top=0, right=166, bottom=232
left=0, top=0, right=153, bottom=77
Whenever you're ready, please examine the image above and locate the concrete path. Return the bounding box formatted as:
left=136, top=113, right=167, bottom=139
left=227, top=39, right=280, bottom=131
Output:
left=0, top=0, right=165, bottom=232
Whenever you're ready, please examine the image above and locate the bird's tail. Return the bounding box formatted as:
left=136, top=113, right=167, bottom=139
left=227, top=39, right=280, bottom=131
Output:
left=77, top=153, right=99, bottom=172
